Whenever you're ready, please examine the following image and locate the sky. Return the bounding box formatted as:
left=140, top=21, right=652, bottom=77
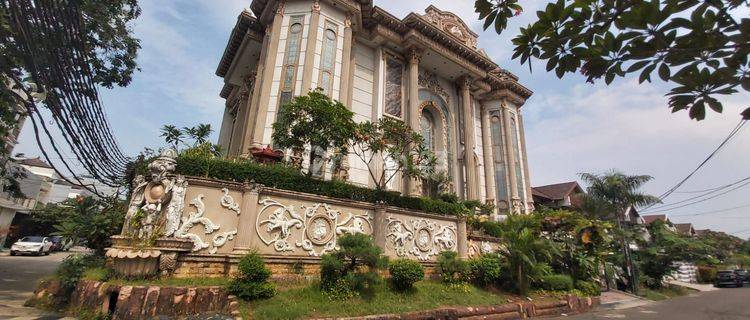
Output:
left=14, top=0, right=750, bottom=237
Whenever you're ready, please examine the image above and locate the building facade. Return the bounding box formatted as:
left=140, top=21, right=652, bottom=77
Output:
left=215, top=1, right=534, bottom=215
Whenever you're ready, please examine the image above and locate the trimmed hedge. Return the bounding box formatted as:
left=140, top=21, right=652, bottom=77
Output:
left=537, top=274, right=574, bottom=291
left=176, top=155, right=467, bottom=216
left=574, top=280, right=601, bottom=296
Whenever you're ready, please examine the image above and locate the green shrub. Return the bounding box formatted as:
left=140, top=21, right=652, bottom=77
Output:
left=320, top=234, right=386, bottom=298
left=467, top=254, right=502, bottom=287
left=575, top=280, right=601, bottom=296
left=57, top=255, right=105, bottom=300
left=175, top=155, right=469, bottom=216
left=227, top=253, right=276, bottom=300
left=388, top=259, right=424, bottom=291
left=436, top=251, right=468, bottom=284
left=537, top=274, right=574, bottom=291
left=697, top=265, right=717, bottom=283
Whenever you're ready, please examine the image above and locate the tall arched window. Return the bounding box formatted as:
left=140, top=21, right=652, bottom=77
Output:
left=420, top=109, right=435, bottom=152
left=279, top=16, right=304, bottom=105
left=318, top=23, right=338, bottom=96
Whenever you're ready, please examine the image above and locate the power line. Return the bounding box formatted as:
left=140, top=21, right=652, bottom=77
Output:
left=642, top=179, right=750, bottom=213
left=642, top=175, right=750, bottom=212
left=641, top=120, right=746, bottom=210
left=668, top=201, right=750, bottom=217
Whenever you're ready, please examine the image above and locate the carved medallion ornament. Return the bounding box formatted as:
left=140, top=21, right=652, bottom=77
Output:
left=386, top=215, right=457, bottom=261
left=256, top=197, right=373, bottom=256
left=468, top=240, right=498, bottom=258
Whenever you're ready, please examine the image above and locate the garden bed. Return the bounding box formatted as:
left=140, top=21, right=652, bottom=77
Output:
left=243, top=280, right=596, bottom=320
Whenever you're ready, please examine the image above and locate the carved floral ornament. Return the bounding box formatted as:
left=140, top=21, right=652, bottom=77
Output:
left=422, top=6, right=478, bottom=48
left=386, top=215, right=457, bottom=261
left=255, top=197, right=373, bottom=256
left=468, top=239, right=500, bottom=258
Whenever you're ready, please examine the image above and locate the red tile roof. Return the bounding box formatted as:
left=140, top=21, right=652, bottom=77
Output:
left=675, top=223, right=695, bottom=235
left=531, top=181, right=583, bottom=201
left=642, top=214, right=668, bottom=224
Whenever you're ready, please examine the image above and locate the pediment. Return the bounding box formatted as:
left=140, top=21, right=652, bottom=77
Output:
left=422, top=5, right=478, bottom=49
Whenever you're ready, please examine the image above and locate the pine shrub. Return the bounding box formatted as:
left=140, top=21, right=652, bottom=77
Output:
left=436, top=251, right=468, bottom=284
left=389, top=259, right=425, bottom=291
left=227, top=252, right=276, bottom=300
left=467, top=254, right=502, bottom=287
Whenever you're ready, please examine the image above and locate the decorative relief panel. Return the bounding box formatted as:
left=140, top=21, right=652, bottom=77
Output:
left=220, top=188, right=241, bottom=215
left=173, top=194, right=238, bottom=254
left=385, top=215, right=457, bottom=261
left=256, top=197, right=373, bottom=256
left=418, top=71, right=450, bottom=105
left=467, top=239, right=503, bottom=258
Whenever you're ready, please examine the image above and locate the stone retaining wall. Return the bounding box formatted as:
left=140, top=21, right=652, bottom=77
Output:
left=69, top=280, right=240, bottom=319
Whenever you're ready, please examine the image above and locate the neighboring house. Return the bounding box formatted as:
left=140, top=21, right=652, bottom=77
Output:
left=674, top=223, right=697, bottom=237
left=695, top=229, right=710, bottom=237
left=531, top=181, right=584, bottom=210
left=214, top=3, right=535, bottom=217
left=1, top=157, right=120, bottom=247
left=642, top=214, right=677, bottom=232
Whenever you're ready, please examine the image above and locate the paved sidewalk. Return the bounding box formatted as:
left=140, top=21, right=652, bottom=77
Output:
left=599, top=290, right=651, bottom=310
left=666, top=280, right=718, bottom=292
left=0, top=253, right=72, bottom=320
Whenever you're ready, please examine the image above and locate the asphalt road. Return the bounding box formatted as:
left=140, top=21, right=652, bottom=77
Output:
left=556, top=287, right=750, bottom=320
left=0, top=251, right=71, bottom=320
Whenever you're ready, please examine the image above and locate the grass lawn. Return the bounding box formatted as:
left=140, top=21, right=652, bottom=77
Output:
left=82, top=267, right=231, bottom=287
left=638, top=285, right=696, bottom=301
left=245, top=281, right=513, bottom=320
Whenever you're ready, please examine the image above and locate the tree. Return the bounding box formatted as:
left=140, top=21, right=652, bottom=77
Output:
left=160, top=123, right=219, bottom=157
left=579, top=170, right=659, bottom=293
left=160, top=125, right=184, bottom=150
left=272, top=89, right=356, bottom=172
left=580, top=171, right=660, bottom=219
left=351, top=117, right=437, bottom=191
left=475, top=0, right=750, bottom=120
left=32, top=196, right=125, bottom=255
left=498, top=214, right=558, bottom=295
left=320, top=234, right=387, bottom=298
left=0, top=0, right=141, bottom=155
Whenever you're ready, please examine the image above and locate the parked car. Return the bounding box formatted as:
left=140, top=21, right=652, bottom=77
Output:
left=48, top=236, right=71, bottom=252
left=9, top=236, right=53, bottom=256
left=734, top=269, right=749, bottom=284
left=715, top=270, right=744, bottom=287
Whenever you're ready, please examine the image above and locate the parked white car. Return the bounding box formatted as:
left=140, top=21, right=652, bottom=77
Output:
left=10, top=236, right=53, bottom=256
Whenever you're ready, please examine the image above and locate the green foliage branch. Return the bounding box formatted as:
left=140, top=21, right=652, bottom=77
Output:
left=476, top=0, right=750, bottom=120
left=320, top=234, right=387, bottom=299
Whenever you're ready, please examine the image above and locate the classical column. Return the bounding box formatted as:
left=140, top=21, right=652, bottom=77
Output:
left=234, top=72, right=257, bottom=156
left=250, top=2, right=285, bottom=148
left=518, top=113, right=533, bottom=211
left=233, top=182, right=261, bottom=253
left=300, top=1, right=320, bottom=93
left=459, top=77, right=479, bottom=200
left=340, top=15, right=354, bottom=107
left=405, top=48, right=421, bottom=196
left=372, top=204, right=388, bottom=249
left=457, top=217, right=468, bottom=259
left=480, top=103, right=497, bottom=210
left=501, top=101, right=520, bottom=213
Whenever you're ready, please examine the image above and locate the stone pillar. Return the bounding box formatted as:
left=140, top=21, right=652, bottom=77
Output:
left=233, top=182, right=262, bottom=253
left=457, top=217, right=468, bottom=259
left=300, top=1, right=320, bottom=93
left=518, top=113, right=533, bottom=212
left=405, top=48, right=422, bottom=197
left=459, top=77, right=479, bottom=200
left=480, top=103, right=497, bottom=212
left=372, top=204, right=388, bottom=249
left=501, top=102, right=520, bottom=213
left=340, top=15, right=354, bottom=107
left=250, top=2, right=285, bottom=148
left=234, top=73, right=257, bottom=156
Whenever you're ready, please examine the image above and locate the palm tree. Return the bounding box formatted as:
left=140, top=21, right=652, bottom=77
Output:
left=160, top=125, right=184, bottom=149
left=499, top=214, right=558, bottom=295
left=579, top=170, right=660, bottom=293
left=579, top=171, right=660, bottom=220
left=184, top=124, right=212, bottom=146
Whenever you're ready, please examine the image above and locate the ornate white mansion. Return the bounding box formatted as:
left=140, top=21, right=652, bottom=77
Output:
left=215, top=0, right=534, bottom=215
